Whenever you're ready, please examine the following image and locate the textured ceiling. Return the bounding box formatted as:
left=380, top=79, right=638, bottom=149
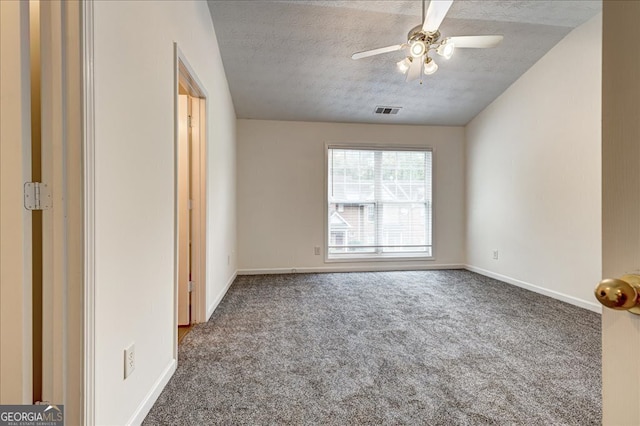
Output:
left=207, top=1, right=601, bottom=126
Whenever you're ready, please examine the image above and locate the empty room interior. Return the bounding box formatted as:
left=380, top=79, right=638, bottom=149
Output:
left=8, top=0, right=640, bottom=425
left=134, top=0, right=604, bottom=423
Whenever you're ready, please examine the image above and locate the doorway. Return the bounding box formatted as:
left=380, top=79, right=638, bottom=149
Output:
left=175, top=46, right=207, bottom=346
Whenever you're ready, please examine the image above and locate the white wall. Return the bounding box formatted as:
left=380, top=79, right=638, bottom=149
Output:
left=93, top=1, right=236, bottom=424
left=465, top=14, right=602, bottom=311
left=237, top=120, right=465, bottom=273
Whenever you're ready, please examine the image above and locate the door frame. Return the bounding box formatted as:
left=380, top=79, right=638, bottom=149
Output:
left=39, top=1, right=83, bottom=412
left=37, top=0, right=85, bottom=422
left=173, top=44, right=208, bottom=356
left=82, top=0, right=96, bottom=423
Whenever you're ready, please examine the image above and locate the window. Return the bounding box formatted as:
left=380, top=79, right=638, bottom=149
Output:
left=327, top=147, right=432, bottom=259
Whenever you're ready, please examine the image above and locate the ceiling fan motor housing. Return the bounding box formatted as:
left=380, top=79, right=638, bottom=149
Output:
left=408, top=26, right=441, bottom=47
left=349, top=0, right=504, bottom=82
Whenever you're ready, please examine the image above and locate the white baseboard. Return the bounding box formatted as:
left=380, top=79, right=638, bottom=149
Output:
left=465, top=265, right=602, bottom=314
left=127, top=359, right=177, bottom=426
left=238, top=264, right=465, bottom=275
left=206, top=270, right=237, bottom=320
left=126, top=271, right=238, bottom=425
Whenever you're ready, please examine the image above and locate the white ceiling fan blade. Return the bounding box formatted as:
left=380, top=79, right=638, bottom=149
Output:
left=406, top=57, right=422, bottom=82
left=351, top=44, right=404, bottom=60
left=422, top=0, right=454, bottom=32
left=447, top=35, right=504, bottom=48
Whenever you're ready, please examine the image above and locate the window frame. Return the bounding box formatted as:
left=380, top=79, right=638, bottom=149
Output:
left=324, top=143, right=435, bottom=263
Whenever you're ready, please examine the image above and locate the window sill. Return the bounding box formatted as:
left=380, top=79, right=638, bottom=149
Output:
left=325, top=254, right=435, bottom=263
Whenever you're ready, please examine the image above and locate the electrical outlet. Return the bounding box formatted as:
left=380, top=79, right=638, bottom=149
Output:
left=314, top=246, right=321, bottom=255
left=492, top=249, right=499, bottom=260
left=124, top=343, right=135, bottom=379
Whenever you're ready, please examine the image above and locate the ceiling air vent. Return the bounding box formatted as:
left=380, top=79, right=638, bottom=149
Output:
left=374, top=106, right=402, bottom=115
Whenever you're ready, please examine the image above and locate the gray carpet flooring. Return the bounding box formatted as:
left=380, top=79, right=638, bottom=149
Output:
left=144, top=270, right=601, bottom=425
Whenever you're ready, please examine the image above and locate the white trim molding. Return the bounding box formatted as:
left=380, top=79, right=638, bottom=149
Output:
left=126, top=360, right=177, bottom=426
left=465, top=265, right=602, bottom=313
left=82, top=0, right=96, bottom=424
left=207, top=271, right=237, bottom=320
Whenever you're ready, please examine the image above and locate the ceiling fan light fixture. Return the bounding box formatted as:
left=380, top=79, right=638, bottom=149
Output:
left=396, top=57, right=412, bottom=74
left=424, top=57, right=438, bottom=75
left=349, top=0, right=504, bottom=83
left=409, top=40, right=427, bottom=58
left=437, top=41, right=455, bottom=59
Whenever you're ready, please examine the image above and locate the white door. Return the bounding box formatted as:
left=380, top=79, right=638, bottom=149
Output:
left=601, top=2, right=640, bottom=425
left=0, top=0, right=33, bottom=404
left=177, top=94, right=191, bottom=326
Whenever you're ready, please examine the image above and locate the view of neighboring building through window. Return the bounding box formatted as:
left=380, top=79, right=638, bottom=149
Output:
left=327, top=147, right=432, bottom=259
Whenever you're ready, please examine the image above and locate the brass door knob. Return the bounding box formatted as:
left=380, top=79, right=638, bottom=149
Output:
left=595, top=274, right=640, bottom=315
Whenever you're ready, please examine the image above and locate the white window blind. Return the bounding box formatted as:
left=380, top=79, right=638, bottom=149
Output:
left=327, top=147, right=432, bottom=259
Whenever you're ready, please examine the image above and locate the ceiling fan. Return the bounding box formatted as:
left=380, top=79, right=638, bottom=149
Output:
left=351, top=0, right=503, bottom=82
